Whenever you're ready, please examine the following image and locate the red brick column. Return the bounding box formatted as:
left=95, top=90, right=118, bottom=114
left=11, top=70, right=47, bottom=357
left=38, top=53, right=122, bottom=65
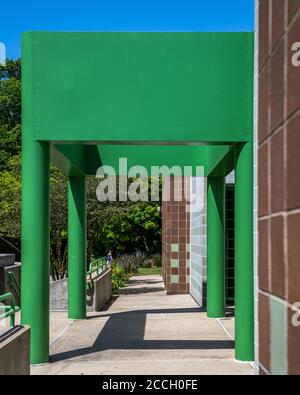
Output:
left=162, top=176, right=190, bottom=294
left=258, top=0, right=300, bottom=375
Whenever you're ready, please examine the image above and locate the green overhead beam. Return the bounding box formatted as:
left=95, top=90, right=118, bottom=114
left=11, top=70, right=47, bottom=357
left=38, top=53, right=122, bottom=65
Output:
left=97, top=145, right=236, bottom=177
left=207, top=146, right=235, bottom=177
left=51, top=144, right=102, bottom=176
left=51, top=144, right=236, bottom=177
left=22, top=32, right=253, bottom=144
left=52, top=144, right=209, bottom=177
left=97, top=145, right=208, bottom=176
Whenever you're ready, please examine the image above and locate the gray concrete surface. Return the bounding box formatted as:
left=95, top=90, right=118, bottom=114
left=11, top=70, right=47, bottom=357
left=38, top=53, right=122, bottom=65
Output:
left=50, top=268, right=112, bottom=311
left=50, top=277, right=68, bottom=311
left=32, top=275, right=256, bottom=375
left=13, top=310, right=72, bottom=345
left=0, top=325, right=30, bottom=375
left=87, top=269, right=112, bottom=311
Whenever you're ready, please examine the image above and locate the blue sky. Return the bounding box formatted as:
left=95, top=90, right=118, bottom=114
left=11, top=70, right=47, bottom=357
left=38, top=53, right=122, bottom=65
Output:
left=0, top=0, right=254, bottom=59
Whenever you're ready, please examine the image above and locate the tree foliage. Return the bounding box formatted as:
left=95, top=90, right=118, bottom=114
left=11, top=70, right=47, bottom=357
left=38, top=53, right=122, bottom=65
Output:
left=49, top=166, right=68, bottom=280
left=0, top=155, right=21, bottom=255
left=0, top=155, right=69, bottom=279
left=87, top=177, right=161, bottom=259
left=0, top=59, right=21, bottom=171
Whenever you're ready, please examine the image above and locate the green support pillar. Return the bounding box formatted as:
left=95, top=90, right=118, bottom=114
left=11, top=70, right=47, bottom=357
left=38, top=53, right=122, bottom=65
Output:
left=207, top=177, right=225, bottom=318
left=21, top=139, right=50, bottom=364
left=68, top=176, right=87, bottom=319
left=235, top=143, right=254, bottom=361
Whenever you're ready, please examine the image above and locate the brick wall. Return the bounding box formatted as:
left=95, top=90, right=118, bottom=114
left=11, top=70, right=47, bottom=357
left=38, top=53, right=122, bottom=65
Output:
left=258, top=0, right=300, bottom=375
left=162, top=176, right=190, bottom=294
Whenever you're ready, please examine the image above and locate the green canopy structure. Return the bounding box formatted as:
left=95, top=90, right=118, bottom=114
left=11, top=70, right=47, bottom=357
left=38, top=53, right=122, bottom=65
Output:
left=21, top=32, right=254, bottom=364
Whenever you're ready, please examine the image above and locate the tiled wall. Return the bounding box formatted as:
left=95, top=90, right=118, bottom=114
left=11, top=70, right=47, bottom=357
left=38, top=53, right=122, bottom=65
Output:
left=162, top=176, right=190, bottom=294
left=225, top=184, right=235, bottom=306
left=189, top=177, right=207, bottom=307
left=258, top=0, right=300, bottom=375
left=162, top=176, right=235, bottom=311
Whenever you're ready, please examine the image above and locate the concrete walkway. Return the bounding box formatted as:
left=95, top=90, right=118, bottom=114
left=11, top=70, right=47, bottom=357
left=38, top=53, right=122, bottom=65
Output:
left=32, top=275, right=255, bottom=375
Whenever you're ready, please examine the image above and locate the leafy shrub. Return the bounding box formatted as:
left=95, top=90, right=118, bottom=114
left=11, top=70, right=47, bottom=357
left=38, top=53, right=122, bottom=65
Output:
left=111, top=263, right=127, bottom=293
left=116, top=254, right=138, bottom=275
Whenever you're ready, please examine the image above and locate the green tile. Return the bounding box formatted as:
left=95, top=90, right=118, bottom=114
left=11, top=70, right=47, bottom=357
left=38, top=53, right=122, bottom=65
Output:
left=186, top=259, right=190, bottom=267
left=186, top=244, right=190, bottom=252
left=171, top=259, right=179, bottom=268
left=171, top=243, right=179, bottom=252
left=186, top=275, right=190, bottom=283
left=171, top=275, right=179, bottom=284
left=270, top=296, right=287, bottom=375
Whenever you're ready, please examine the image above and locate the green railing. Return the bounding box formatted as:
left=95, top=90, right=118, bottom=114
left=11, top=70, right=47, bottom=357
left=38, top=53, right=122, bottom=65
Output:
left=0, top=292, right=20, bottom=326
left=86, top=257, right=109, bottom=290
left=7, top=271, right=21, bottom=303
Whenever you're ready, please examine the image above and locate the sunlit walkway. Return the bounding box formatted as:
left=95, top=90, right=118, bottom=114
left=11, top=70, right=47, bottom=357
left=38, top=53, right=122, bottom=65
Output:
left=32, top=275, right=255, bottom=375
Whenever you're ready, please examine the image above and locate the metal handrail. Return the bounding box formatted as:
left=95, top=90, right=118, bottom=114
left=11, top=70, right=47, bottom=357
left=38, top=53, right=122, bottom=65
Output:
left=86, top=257, right=109, bottom=290
left=0, top=292, right=20, bottom=326
left=87, top=257, right=108, bottom=279
left=7, top=271, right=21, bottom=302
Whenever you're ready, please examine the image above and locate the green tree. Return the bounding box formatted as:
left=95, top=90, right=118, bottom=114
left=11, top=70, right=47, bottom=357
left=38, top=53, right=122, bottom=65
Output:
left=0, top=155, right=21, bottom=256
left=49, top=166, right=68, bottom=280
left=87, top=177, right=162, bottom=258
left=0, top=59, right=21, bottom=171
left=0, top=155, right=69, bottom=280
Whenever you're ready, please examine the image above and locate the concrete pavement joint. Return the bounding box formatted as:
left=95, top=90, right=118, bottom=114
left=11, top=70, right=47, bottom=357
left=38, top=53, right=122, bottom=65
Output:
left=217, top=318, right=234, bottom=341
left=50, top=319, right=75, bottom=347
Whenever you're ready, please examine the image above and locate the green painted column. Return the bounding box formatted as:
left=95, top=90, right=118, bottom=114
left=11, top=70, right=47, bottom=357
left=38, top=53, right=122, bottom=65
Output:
left=235, top=143, right=254, bottom=361
left=207, top=177, right=225, bottom=318
left=21, top=139, right=50, bottom=364
left=68, top=176, right=87, bottom=319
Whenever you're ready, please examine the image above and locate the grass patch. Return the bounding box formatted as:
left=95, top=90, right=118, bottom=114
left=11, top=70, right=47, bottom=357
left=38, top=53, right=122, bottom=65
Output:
left=137, top=267, right=162, bottom=276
